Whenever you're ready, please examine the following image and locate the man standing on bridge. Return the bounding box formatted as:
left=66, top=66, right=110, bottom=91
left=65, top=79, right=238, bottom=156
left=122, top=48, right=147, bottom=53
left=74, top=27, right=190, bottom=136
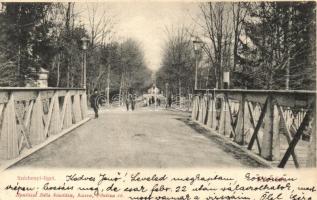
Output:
left=90, top=89, right=99, bottom=118
left=126, top=92, right=131, bottom=111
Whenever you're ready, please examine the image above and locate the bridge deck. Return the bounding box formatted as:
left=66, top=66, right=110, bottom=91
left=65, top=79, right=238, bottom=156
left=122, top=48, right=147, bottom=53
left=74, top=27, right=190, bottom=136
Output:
left=11, top=108, right=266, bottom=168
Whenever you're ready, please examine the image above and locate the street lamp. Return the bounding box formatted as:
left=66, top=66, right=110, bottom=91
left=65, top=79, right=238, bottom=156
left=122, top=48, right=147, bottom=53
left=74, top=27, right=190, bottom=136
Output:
left=81, top=37, right=89, bottom=89
left=193, top=37, right=204, bottom=90
left=165, top=82, right=169, bottom=109
left=106, top=44, right=112, bottom=107
left=154, top=84, right=157, bottom=111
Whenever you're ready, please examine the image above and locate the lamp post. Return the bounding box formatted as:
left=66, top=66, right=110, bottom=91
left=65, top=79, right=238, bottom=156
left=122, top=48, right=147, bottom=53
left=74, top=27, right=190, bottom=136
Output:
left=193, top=38, right=204, bottom=90
left=165, top=82, right=169, bottom=109
left=81, top=37, right=89, bottom=89
left=107, top=44, right=112, bottom=107
left=154, top=84, right=157, bottom=111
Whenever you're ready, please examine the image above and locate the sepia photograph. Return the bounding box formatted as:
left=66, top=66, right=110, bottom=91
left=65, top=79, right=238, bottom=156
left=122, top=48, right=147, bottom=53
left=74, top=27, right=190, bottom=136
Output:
left=0, top=1, right=316, bottom=199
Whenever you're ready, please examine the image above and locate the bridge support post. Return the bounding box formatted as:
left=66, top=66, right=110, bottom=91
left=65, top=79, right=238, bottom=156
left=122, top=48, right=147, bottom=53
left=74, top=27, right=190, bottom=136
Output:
left=218, top=98, right=226, bottom=134
left=202, top=96, right=208, bottom=124
left=195, top=97, right=198, bottom=121
left=81, top=92, right=88, bottom=119
left=49, top=93, right=61, bottom=136
left=44, top=92, right=59, bottom=137
left=234, top=95, right=245, bottom=145
left=272, top=105, right=280, bottom=161
left=212, top=97, right=218, bottom=129
left=191, top=96, right=199, bottom=121
left=73, top=92, right=83, bottom=123
left=198, top=96, right=204, bottom=123
left=261, top=95, right=273, bottom=160
left=0, top=94, right=19, bottom=159
left=306, top=102, right=316, bottom=167
left=243, top=102, right=252, bottom=143
left=261, top=96, right=280, bottom=161
left=196, top=97, right=200, bottom=121
left=191, top=96, right=197, bottom=121
left=223, top=100, right=232, bottom=137
left=29, top=93, right=45, bottom=145
left=61, top=92, right=72, bottom=129
left=206, top=96, right=213, bottom=128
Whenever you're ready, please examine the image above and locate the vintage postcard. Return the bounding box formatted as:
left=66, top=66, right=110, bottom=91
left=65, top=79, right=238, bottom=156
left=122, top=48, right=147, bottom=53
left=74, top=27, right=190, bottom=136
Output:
left=0, top=1, right=316, bottom=200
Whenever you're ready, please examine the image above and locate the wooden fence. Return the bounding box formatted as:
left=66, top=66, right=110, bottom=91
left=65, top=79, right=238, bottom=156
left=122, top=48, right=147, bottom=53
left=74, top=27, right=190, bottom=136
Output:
left=191, top=89, right=316, bottom=168
left=0, top=88, right=88, bottom=160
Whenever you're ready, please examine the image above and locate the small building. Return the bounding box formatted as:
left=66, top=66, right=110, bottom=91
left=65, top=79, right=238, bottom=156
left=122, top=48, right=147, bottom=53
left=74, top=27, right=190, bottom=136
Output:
left=147, top=84, right=160, bottom=95
left=25, top=67, right=49, bottom=88
left=142, top=84, right=165, bottom=107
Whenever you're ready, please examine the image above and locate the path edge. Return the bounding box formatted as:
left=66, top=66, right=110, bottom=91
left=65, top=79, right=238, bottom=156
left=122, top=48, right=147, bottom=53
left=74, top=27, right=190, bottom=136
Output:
left=192, top=120, right=274, bottom=169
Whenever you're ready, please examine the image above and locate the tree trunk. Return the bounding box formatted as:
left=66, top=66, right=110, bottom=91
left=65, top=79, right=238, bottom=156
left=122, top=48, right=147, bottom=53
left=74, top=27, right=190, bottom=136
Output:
left=66, top=58, right=70, bottom=88
left=65, top=3, right=71, bottom=88
left=70, top=56, right=74, bottom=88
left=119, top=73, right=123, bottom=105
left=107, top=64, right=111, bottom=106
left=56, top=54, right=61, bottom=87
left=178, top=78, right=181, bottom=106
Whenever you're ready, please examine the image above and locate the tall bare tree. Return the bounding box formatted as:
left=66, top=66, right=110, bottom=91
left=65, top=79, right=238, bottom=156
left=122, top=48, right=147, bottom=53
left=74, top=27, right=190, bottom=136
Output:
left=232, top=2, right=248, bottom=73
left=156, top=25, right=195, bottom=97
left=85, top=3, right=115, bottom=95
left=197, top=2, right=233, bottom=89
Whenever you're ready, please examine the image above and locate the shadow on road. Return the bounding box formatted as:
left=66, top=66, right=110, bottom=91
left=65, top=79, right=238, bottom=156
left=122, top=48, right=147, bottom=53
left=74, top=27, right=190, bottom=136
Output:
left=176, top=118, right=267, bottom=168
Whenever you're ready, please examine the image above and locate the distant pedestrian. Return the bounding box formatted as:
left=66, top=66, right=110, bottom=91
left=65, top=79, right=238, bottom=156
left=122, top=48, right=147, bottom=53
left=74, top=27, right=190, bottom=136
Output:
left=151, top=96, right=155, bottom=105
left=125, top=93, right=131, bottom=111
left=144, top=98, right=147, bottom=107
left=131, top=93, right=136, bottom=111
left=90, top=89, right=99, bottom=118
left=168, top=94, right=172, bottom=107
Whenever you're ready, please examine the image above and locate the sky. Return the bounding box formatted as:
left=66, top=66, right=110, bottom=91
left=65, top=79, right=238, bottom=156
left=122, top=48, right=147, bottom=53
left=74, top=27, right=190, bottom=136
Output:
left=76, top=2, right=199, bottom=72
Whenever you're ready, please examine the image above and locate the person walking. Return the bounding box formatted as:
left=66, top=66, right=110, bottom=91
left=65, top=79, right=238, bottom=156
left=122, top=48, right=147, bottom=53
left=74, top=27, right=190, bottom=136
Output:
left=90, top=89, right=99, bottom=118
left=151, top=96, right=155, bottom=106
left=131, top=93, right=136, bottom=111
left=125, top=93, right=130, bottom=111
left=168, top=93, right=172, bottom=108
